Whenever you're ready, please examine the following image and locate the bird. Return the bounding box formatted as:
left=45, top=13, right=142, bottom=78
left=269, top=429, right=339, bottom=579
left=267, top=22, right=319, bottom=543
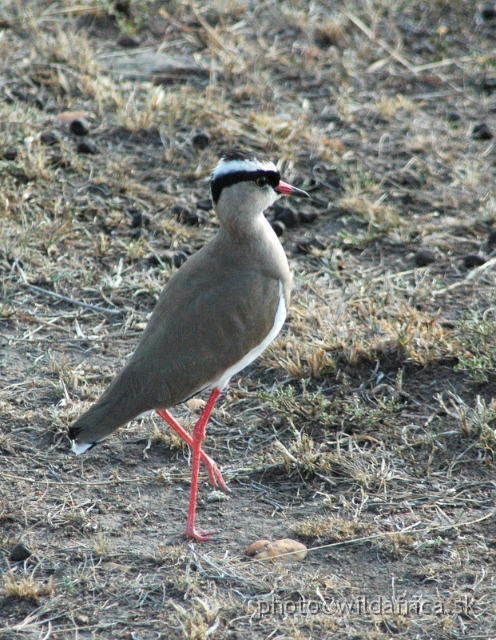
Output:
left=68, top=149, right=309, bottom=541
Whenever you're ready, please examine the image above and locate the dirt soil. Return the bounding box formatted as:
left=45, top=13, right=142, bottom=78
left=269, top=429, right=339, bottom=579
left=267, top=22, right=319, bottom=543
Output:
left=0, top=1, right=495, bottom=638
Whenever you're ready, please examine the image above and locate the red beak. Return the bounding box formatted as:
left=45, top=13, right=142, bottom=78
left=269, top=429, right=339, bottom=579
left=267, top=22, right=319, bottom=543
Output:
left=275, top=180, right=309, bottom=198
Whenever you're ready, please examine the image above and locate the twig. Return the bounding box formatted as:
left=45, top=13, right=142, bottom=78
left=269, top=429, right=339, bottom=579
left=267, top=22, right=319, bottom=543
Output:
left=23, top=283, right=124, bottom=316
left=433, top=256, right=496, bottom=296
left=245, top=510, right=496, bottom=564
left=343, top=11, right=415, bottom=73
left=13, top=260, right=123, bottom=316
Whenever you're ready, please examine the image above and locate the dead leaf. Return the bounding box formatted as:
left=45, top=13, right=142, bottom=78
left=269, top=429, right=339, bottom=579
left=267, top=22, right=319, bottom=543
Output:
left=246, top=538, right=308, bottom=563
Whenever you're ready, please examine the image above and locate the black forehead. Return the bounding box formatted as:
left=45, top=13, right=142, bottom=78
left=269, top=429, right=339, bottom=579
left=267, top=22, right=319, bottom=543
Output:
left=211, top=168, right=280, bottom=204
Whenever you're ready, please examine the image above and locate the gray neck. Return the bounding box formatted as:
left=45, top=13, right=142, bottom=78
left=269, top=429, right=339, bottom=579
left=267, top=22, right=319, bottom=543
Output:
left=214, top=182, right=280, bottom=243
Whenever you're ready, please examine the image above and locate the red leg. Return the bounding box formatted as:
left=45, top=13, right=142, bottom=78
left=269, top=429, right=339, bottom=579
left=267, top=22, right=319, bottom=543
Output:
left=183, top=388, right=221, bottom=541
left=155, top=408, right=228, bottom=492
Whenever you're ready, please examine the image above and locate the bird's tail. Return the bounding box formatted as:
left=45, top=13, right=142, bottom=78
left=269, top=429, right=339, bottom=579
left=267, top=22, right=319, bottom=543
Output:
left=68, top=384, right=149, bottom=454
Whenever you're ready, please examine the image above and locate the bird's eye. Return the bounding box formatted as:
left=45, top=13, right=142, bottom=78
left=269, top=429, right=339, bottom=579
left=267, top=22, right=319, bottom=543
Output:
left=255, top=176, right=268, bottom=188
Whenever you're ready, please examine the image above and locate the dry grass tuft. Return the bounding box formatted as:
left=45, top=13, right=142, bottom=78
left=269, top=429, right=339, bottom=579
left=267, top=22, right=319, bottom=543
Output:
left=3, top=573, right=54, bottom=602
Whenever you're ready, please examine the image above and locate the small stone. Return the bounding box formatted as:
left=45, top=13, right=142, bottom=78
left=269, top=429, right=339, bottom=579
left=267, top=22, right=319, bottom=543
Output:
left=172, top=205, right=207, bottom=225
left=69, top=118, right=90, bottom=136
left=478, top=77, right=496, bottom=94
left=246, top=539, right=307, bottom=563
left=155, top=181, right=171, bottom=193
left=9, top=543, right=32, bottom=562
left=273, top=206, right=299, bottom=229
left=414, top=250, right=436, bottom=267
left=1, top=147, right=18, bottom=160
left=271, top=220, right=285, bottom=237
left=464, top=254, right=486, bottom=268
left=297, top=211, right=319, bottom=224
left=129, top=211, right=150, bottom=228
left=39, top=131, right=59, bottom=145
left=473, top=123, right=493, bottom=140
left=481, top=4, right=496, bottom=20
left=113, top=0, right=132, bottom=16
left=196, top=198, right=213, bottom=211
left=180, top=244, right=194, bottom=255
left=117, top=34, right=142, bottom=48
left=76, top=139, right=98, bottom=154
left=445, top=111, right=461, bottom=122
left=191, top=131, right=211, bottom=149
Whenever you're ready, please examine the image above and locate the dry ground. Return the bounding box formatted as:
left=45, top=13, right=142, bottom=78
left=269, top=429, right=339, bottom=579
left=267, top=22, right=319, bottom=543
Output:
left=1, top=0, right=495, bottom=638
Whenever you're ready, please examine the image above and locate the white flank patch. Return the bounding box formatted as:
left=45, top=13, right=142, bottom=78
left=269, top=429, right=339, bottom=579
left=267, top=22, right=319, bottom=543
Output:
left=212, top=157, right=277, bottom=179
left=72, top=440, right=94, bottom=455
left=212, top=280, right=286, bottom=390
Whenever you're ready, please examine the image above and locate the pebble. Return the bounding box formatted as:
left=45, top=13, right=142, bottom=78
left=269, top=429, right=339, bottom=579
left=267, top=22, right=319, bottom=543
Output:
left=414, top=250, right=436, bottom=267
left=1, top=147, right=18, bottom=160
left=69, top=118, right=90, bottom=136
left=39, top=131, right=59, bottom=145
left=155, top=181, right=170, bottom=193
left=76, top=139, right=98, bottom=154
left=481, top=4, right=496, bottom=20
left=191, top=131, right=211, bottom=149
left=445, top=111, right=461, bottom=122
left=463, top=254, right=486, bottom=268
left=478, top=76, right=496, bottom=93
left=117, top=34, right=142, bottom=48
left=9, top=543, right=32, bottom=562
left=472, top=123, right=493, bottom=140
left=130, top=211, right=150, bottom=228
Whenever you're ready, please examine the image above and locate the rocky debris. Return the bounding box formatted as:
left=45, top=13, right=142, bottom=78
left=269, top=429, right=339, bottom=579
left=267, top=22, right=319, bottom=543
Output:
left=69, top=118, right=90, bottom=136
left=463, top=254, right=486, bottom=268
left=191, top=131, right=211, bottom=149
left=9, top=543, right=32, bottom=562
left=414, top=250, right=436, bottom=267
left=76, top=139, right=98, bottom=154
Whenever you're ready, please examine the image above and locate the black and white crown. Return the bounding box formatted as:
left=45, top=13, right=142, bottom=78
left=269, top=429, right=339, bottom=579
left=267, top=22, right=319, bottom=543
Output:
left=210, top=149, right=280, bottom=204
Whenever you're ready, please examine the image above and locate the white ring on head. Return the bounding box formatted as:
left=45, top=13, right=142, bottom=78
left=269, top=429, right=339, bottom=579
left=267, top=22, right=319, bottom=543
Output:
left=212, top=157, right=278, bottom=179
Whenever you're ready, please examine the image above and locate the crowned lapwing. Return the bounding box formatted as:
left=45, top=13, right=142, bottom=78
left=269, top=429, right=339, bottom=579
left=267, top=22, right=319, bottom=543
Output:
left=69, top=149, right=309, bottom=540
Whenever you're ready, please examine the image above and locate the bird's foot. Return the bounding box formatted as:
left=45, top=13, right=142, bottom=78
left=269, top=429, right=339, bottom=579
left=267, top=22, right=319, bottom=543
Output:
left=184, top=526, right=216, bottom=542
left=203, top=456, right=229, bottom=492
